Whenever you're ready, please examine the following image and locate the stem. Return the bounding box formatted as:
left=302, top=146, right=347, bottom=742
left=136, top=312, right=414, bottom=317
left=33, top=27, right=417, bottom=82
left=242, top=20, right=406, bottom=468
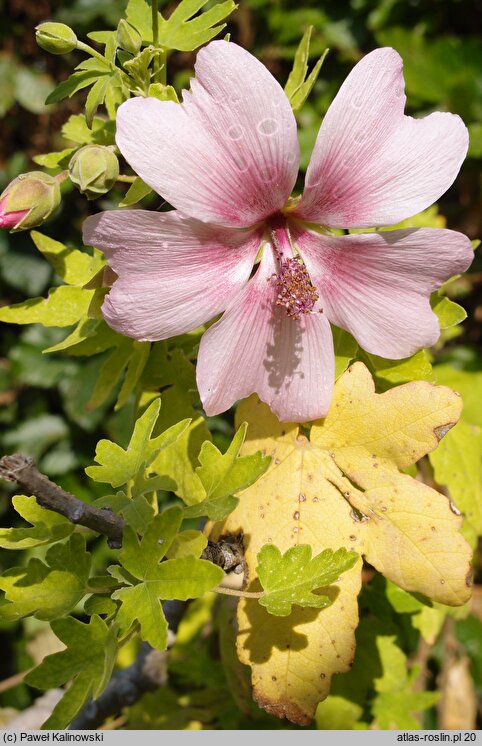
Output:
left=214, top=585, right=264, bottom=599
left=0, top=454, right=246, bottom=573
left=0, top=454, right=124, bottom=549
left=76, top=40, right=113, bottom=69
left=151, top=0, right=163, bottom=84
left=0, top=669, right=33, bottom=694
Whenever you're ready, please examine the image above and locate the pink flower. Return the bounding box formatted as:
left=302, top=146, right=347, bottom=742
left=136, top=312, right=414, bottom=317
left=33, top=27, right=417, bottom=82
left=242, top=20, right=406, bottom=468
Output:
left=83, top=42, right=473, bottom=422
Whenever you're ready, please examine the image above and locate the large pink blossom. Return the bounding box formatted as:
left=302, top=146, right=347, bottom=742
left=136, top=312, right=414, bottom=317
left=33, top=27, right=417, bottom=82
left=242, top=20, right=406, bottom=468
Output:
left=83, top=42, right=473, bottom=422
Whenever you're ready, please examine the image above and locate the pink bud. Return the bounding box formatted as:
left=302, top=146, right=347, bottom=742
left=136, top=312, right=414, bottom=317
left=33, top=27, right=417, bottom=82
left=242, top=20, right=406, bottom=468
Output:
left=0, top=196, right=28, bottom=230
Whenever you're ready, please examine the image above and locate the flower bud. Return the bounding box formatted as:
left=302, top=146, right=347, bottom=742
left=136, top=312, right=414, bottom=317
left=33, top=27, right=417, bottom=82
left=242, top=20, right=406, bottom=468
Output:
left=117, top=19, right=142, bottom=56
left=36, top=22, right=78, bottom=55
left=68, top=145, right=119, bottom=200
left=0, top=172, right=61, bottom=231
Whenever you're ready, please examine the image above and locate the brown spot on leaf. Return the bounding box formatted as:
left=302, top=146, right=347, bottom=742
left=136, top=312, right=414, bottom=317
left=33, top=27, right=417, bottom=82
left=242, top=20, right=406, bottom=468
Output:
left=434, top=422, right=455, bottom=441
left=293, top=511, right=300, bottom=520
left=253, top=692, right=312, bottom=726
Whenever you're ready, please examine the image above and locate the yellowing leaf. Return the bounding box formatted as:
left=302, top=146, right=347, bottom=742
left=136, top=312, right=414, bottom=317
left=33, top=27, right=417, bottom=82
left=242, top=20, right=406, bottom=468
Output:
left=211, top=363, right=471, bottom=725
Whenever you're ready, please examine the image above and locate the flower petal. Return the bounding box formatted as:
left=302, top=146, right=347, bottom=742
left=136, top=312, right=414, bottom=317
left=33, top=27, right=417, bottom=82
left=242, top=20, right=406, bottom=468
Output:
left=83, top=210, right=260, bottom=341
left=294, top=226, right=473, bottom=359
left=197, top=247, right=334, bottom=422
left=294, top=48, right=468, bottom=228
left=116, top=41, right=299, bottom=228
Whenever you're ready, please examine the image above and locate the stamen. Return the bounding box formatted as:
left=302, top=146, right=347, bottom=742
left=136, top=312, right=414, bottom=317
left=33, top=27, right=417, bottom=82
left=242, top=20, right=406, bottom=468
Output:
left=271, top=255, right=319, bottom=320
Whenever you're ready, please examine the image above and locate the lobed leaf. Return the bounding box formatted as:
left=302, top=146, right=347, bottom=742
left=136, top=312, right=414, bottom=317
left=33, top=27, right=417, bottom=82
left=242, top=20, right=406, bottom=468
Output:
left=0, top=286, right=95, bottom=327
left=25, top=615, right=117, bottom=729
left=86, top=398, right=190, bottom=487
left=127, top=0, right=236, bottom=51
left=112, top=509, right=224, bottom=649
left=211, top=363, right=471, bottom=724
left=184, top=422, right=271, bottom=520
left=257, top=544, right=358, bottom=616
left=30, top=231, right=104, bottom=286
left=0, top=534, right=90, bottom=621
left=0, top=495, right=73, bottom=549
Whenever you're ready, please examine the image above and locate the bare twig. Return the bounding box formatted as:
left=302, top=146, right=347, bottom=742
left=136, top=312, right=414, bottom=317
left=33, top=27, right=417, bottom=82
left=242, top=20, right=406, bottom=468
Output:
left=69, top=600, right=186, bottom=730
left=0, top=454, right=124, bottom=548
left=0, top=454, right=245, bottom=571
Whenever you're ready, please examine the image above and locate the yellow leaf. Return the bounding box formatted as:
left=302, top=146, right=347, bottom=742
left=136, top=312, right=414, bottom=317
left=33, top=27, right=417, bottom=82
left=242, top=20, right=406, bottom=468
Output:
left=211, top=362, right=472, bottom=725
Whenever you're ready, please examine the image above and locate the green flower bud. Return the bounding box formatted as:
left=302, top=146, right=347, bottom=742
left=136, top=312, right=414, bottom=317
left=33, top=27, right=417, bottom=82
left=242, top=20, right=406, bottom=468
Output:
left=0, top=172, right=61, bottom=231
left=69, top=145, right=120, bottom=200
left=117, top=19, right=142, bottom=56
left=35, top=22, right=78, bottom=55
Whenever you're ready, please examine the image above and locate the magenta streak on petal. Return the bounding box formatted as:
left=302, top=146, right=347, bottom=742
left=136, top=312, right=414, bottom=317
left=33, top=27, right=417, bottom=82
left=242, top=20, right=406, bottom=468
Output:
left=197, top=243, right=334, bottom=422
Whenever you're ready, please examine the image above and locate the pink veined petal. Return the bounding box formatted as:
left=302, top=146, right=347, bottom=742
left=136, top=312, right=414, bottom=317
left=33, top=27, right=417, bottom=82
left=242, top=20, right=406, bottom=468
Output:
left=197, top=246, right=334, bottom=422
left=294, top=47, right=468, bottom=228
left=83, top=210, right=261, bottom=341
left=293, top=225, right=473, bottom=359
left=115, top=41, right=299, bottom=228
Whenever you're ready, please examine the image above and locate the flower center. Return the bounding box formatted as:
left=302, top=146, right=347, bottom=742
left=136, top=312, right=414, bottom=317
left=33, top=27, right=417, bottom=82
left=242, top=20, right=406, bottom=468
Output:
left=268, top=216, right=319, bottom=320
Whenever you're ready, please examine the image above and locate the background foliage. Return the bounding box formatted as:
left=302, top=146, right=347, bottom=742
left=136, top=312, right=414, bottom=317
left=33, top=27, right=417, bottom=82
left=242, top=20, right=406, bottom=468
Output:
left=0, top=0, right=481, bottom=730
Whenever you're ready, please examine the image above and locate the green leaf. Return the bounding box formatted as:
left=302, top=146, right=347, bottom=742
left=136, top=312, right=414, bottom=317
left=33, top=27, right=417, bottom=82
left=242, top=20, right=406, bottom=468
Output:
left=257, top=544, right=358, bottom=617
left=96, top=491, right=155, bottom=535
left=30, top=231, right=104, bottom=286
left=371, top=635, right=440, bottom=728
left=33, top=148, right=76, bottom=169
left=166, top=530, right=208, bottom=559
left=285, top=27, right=328, bottom=112
left=87, top=338, right=133, bottom=407
left=183, top=494, right=239, bottom=521
left=85, top=74, right=110, bottom=128
left=126, top=0, right=155, bottom=41
left=128, top=0, right=236, bottom=50
left=159, top=0, right=237, bottom=51
left=86, top=398, right=190, bottom=487
left=0, top=534, right=90, bottom=621
left=433, top=366, right=482, bottom=428
left=119, top=176, right=153, bottom=207
left=62, top=114, right=116, bottom=146
left=45, top=71, right=104, bottom=105
left=147, top=83, right=179, bottom=102
left=184, top=423, right=271, bottom=519
left=364, top=349, right=433, bottom=386
left=113, top=509, right=223, bottom=649
left=431, top=292, right=467, bottom=329
left=0, top=495, right=73, bottom=549
left=333, top=326, right=358, bottom=379
left=24, top=615, right=117, bottom=729
left=149, top=349, right=212, bottom=503
left=0, top=286, right=95, bottom=327
left=115, top=341, right=151, bottom=410
left=429, top=419, right=482, bottom=534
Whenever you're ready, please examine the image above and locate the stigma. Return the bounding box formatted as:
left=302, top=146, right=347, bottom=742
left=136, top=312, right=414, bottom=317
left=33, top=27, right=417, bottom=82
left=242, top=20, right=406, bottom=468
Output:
left=268, top=216, right=319, bottom=320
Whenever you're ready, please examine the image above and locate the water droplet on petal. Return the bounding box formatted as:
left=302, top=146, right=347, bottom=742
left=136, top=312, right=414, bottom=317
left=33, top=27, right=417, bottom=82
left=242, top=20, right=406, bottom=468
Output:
left=260, top=167, right=276, bottom=183
left=162, top=241, right=169, bottom=249
left=258, top=117, right=279, bottom=136
left=230, top=93, right=241, bottom=105
left=227, top=124, right=245, bottom=141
